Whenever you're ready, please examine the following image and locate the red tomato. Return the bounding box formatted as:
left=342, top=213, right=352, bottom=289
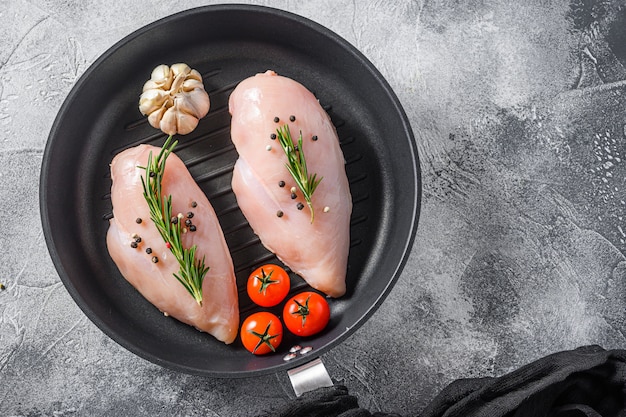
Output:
left=240, top=312, right=283, bottom=355
left=283, top=292, right=330, bottom=337
left=247, top=264, right=290, bottom=307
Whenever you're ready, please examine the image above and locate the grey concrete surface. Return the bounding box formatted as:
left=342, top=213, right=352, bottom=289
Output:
left=2, top=0, right=626, bottom=415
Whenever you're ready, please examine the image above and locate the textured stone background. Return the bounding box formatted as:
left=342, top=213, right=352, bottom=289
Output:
left=2, top=0, right=626, bottom=415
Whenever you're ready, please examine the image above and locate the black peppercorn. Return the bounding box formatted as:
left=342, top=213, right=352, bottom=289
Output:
left=270, top=133, right=277, bottom=140
left=279, top=181, right=286, bottom=187
left=187, top=212, right=194, bottom=219
left=312, top=135, right=318, bottom=141
left=297, top=202, right=305, bottom=210
left=273, top=116, right=280, bottom=123
left=131, top=242, right=138, bottom=248
left=171, top=217, right=178, bottom=225
left=289, top=115, right=296, bottom=122
left=185, top=219, right=192, bottom=227
left=135, top=237, right=142, bottom=243
left=190, top=225, right=197, bottom=232
left=191, top=201, right=197, bottom=208
left=276, top=210, right=284, bottom=218
left=291, top=193, right=297, bottom=199
left=136, top=218, right=142, bottom=224
left=146, top=248, right=152, bottom=254
left=152, top=256, right=158, bottom=263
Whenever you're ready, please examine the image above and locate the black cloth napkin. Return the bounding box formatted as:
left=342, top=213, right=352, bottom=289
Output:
left=260, top=345, right=626, bottom=417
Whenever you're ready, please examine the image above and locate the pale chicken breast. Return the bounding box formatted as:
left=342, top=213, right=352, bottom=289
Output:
left=229, top=70, right=352, bottom=297
left=106, top=144, right=239, bottom=344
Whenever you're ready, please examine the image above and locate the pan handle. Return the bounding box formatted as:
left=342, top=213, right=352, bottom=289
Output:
left=287, top=357, right=333, bottom=396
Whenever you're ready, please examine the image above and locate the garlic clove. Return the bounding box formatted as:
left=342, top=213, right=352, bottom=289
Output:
left=139, top=89, right=169, bottom=115
left=159, top=106, right=179, bottom=136
left=174, top=89, right=209, bottom=116
left=175, top=111, right=200, bottom=135
left=147, top=106, right=167, bottom=131
left=142, top=79, right=160, bottom=92
left=174, top=95, right=195, bottom=117
left=182, top=78, right=204, bottom=92
left=170, top=63, right=192, bottom=78
left=188, top=69, right=203, bottom=82
left=194, top=89, right=211, bottom=119
left=150, top=64, right=172, bottom=89
left=150, top=64, right=170, bottom=80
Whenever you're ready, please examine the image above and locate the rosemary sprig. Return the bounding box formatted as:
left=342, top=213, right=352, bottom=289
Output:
left=140, top=135, right=209, bottom=306
left=275, top=124, right=323, bottom=223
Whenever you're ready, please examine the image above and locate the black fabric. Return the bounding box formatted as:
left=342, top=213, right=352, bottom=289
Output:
left=420, top=345, right=626, bottom=417
left=260, top=345, right=626, bottom=417
left=258, top=384, right=401, bottom=417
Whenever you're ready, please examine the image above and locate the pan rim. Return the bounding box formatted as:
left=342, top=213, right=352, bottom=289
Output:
left=39, top=3, right=421, bottom=378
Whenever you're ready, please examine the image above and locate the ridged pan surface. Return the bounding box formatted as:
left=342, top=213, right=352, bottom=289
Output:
left=40, top=5, right=421, bottom=377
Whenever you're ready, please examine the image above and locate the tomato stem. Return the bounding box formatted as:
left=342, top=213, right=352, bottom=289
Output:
left=249, top=321, right=280, bottom=353
left=291, top=295, right=311, bottom=328
left=256, top=268, right=279, bottom=295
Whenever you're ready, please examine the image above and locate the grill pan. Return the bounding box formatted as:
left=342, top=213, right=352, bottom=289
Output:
left=40, top=4, right=421, bottom=377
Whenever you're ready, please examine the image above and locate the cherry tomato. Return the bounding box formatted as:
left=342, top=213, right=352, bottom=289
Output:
left=283, top=291, right=330, bottom=337
left=247, top=264, right=290, bottom=307
left=240, top=312, right=283, bottom=355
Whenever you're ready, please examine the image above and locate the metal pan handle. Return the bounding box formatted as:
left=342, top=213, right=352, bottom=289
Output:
left=287, top=357, right=333, bottom=396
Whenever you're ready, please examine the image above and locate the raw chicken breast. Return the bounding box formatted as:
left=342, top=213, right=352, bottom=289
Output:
left=106, top=144, right=239, bottom=344
left=229, top=70, right=352, bottom=297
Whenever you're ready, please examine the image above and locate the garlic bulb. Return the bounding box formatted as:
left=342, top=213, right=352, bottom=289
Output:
left=139, top=63, right=210, bottom=135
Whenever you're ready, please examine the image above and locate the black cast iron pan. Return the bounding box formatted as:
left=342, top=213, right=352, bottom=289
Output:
left=40, top=4, right=421, bottom=377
